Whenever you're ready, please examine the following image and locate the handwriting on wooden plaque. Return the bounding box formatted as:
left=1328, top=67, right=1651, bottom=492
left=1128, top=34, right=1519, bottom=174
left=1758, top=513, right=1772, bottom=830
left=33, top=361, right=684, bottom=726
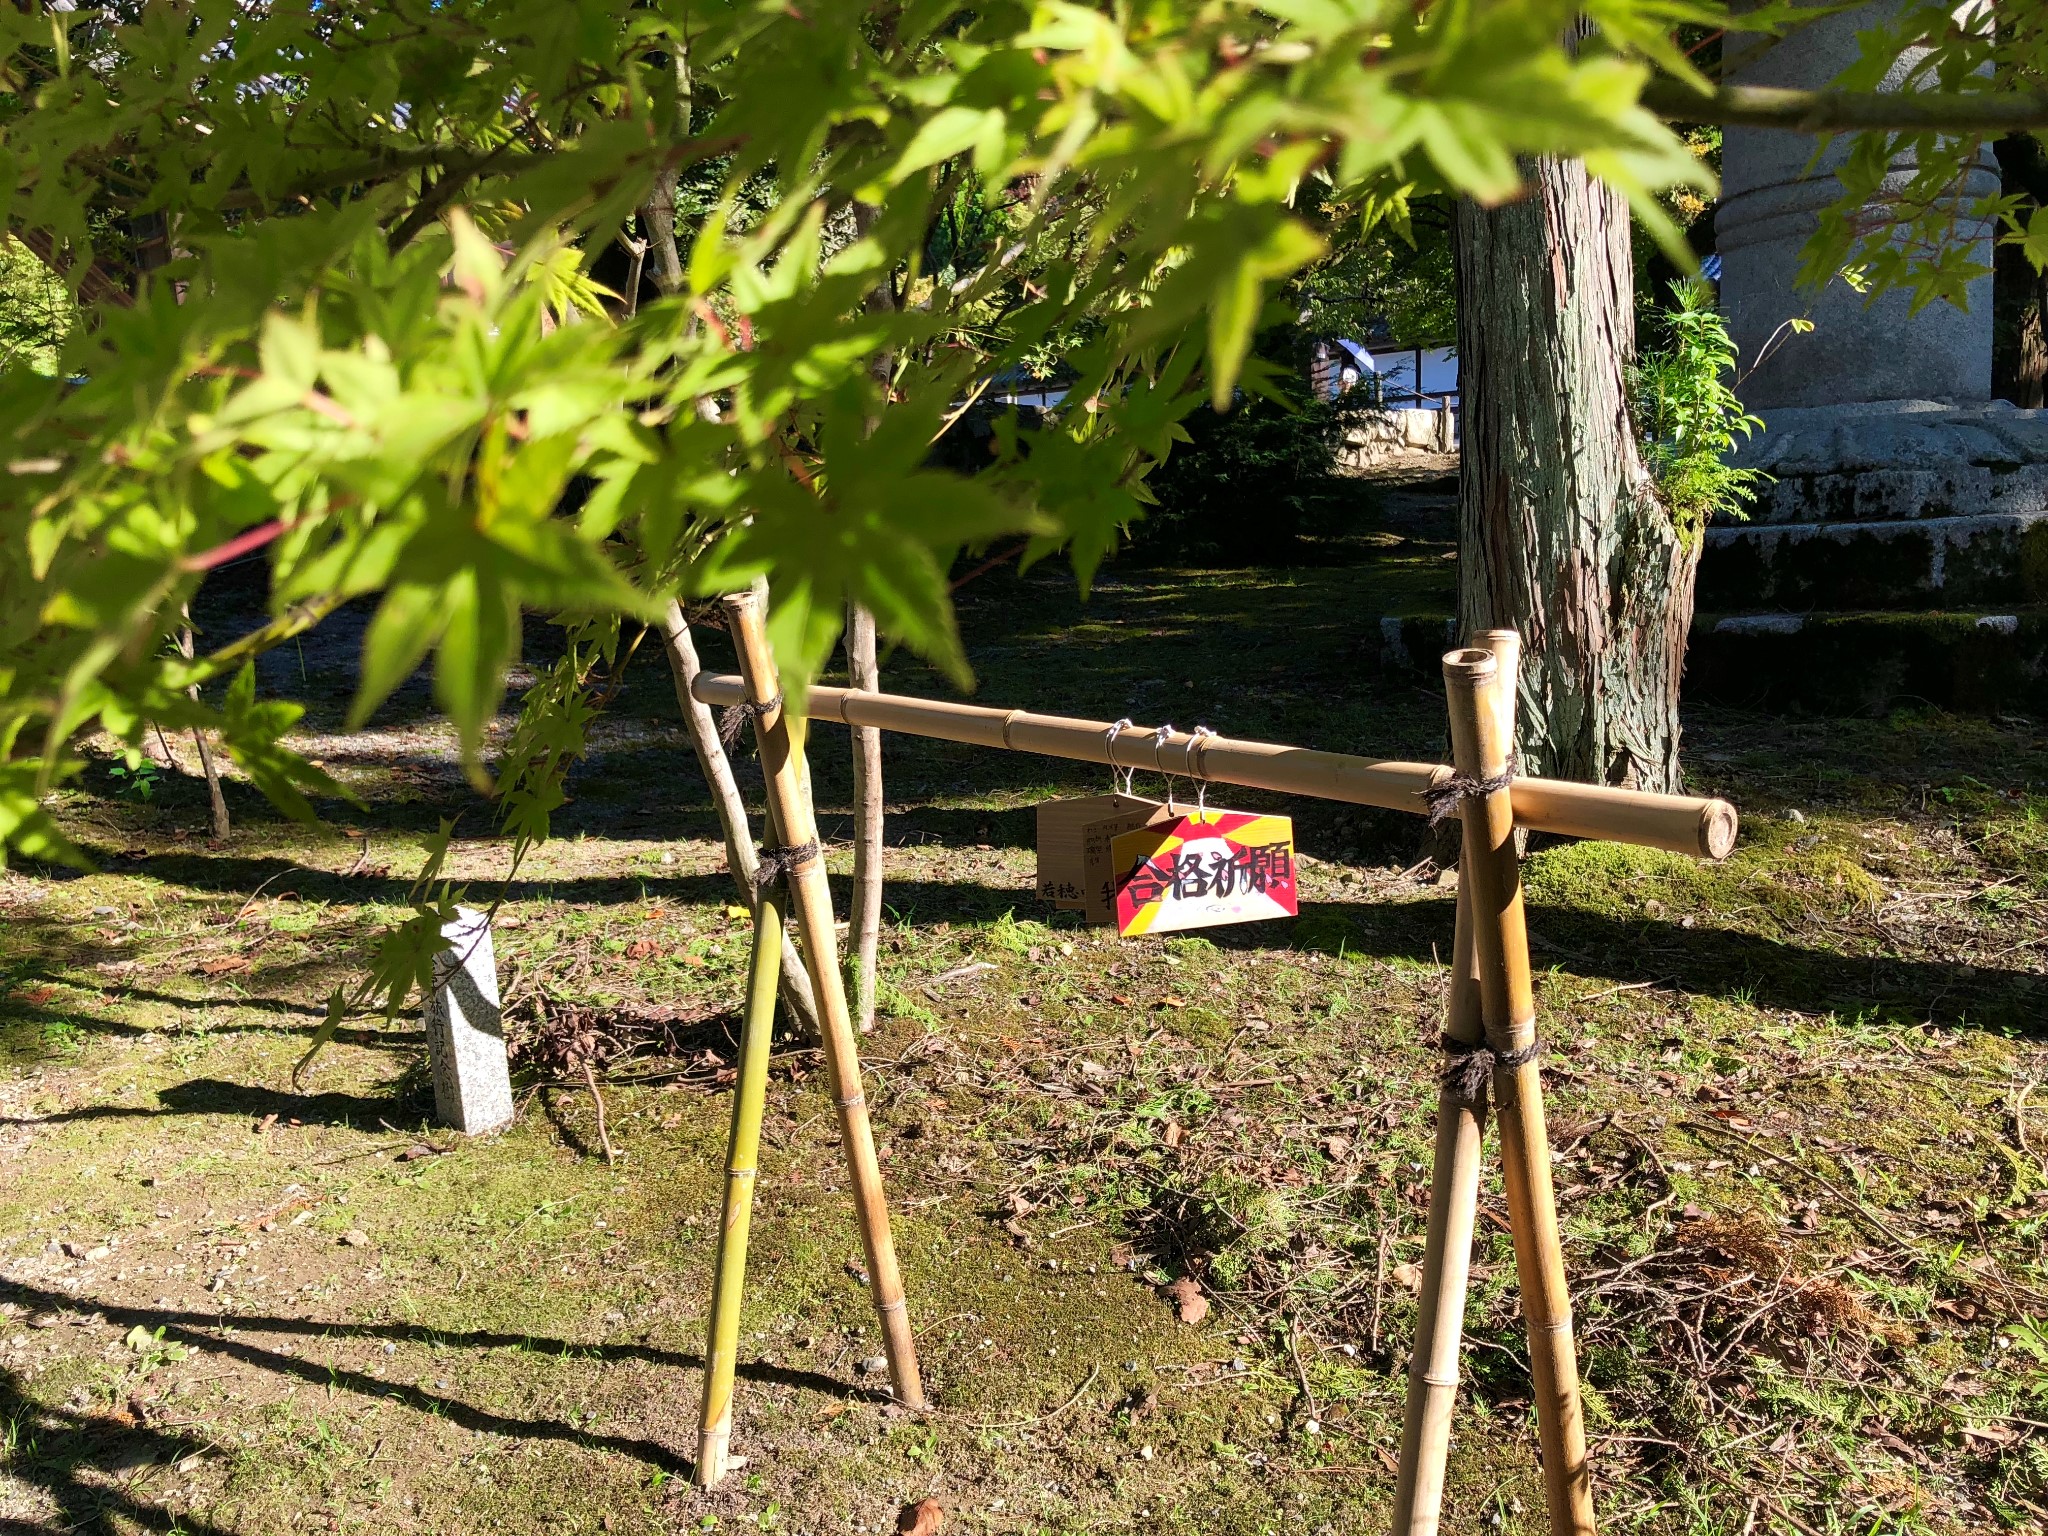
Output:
left=1034, top=793, right=1160, bottom=911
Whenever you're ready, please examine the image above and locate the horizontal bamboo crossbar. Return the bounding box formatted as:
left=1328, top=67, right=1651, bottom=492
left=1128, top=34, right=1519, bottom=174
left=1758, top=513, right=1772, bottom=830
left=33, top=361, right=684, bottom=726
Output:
left=691, top=676, right=1738, bottom=860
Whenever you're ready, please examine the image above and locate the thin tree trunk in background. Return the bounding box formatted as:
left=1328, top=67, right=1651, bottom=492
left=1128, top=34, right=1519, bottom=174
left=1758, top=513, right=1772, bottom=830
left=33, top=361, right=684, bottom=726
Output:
left=1455, top=159, right=1694, bottom=794
left=637, top=39, right=690, bottom=303
left=1994, top=134, right=2048, bottom=409
left=176, top=622, right=231, bottom=841
left=845, top=603, right=884, bottom=1035
left=659, top=600, right=822, bottom=1038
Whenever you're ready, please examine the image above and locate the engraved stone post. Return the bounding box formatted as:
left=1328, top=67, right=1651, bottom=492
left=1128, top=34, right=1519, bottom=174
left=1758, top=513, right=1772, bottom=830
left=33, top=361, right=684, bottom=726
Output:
left=423, top=906, right=513, bottom=1135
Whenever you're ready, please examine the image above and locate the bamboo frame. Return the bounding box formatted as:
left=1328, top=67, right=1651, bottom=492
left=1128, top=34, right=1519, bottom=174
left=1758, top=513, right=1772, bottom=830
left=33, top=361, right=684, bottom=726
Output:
left=721, top=593, right=926, bottom=1415
left=684, top=632, right=1736, bottom=1524
left=1444, top=647, right=1597, bottom=1535
left=1392, top=628, right=1517, bottom=1534
left=696, top=856, right=784, bottom=1485
left=689, top=675, right=1736, bottom=860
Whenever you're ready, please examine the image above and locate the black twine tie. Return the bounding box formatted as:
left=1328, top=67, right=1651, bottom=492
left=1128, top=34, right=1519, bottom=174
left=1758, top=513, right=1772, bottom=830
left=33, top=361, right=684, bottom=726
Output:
left=1440, top=1038, right=1542, bottom=1109
left=1422, top=752, right=1519, bottom=827
left=753, top=839, right=819, bottom=887
left=719, top=692, right=783, bottom=751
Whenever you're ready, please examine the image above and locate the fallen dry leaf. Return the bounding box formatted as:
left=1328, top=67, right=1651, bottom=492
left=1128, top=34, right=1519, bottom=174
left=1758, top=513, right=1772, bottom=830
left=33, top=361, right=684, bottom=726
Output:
left=626, top=939, right=661, bottom=961
left=1392, top=1262, right=1425, bottom=1295
left=10, top=986, right=57, bottom=1006
left=1162, top=1120, right=1185, bottom=1150
left=197, top=955, right=251, bottom=977
left=644, top=907, right=668, bottom=922
left=898, top=1496, right=944, bottom=1535
left=1163, top=1275, right=1209, bottom=1325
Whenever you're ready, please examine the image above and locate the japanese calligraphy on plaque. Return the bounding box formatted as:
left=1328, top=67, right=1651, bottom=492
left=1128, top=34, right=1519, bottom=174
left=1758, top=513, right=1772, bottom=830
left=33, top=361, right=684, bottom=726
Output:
left=1109, top=810, right=1298, bottom=937
left=1034, top=793, right=1163, bottom=911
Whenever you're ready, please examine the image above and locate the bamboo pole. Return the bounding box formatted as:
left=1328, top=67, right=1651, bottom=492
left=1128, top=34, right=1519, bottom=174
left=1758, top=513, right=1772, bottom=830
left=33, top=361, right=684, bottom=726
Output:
left=721, top=591, right=926, bottom=1410
left=695, top=850, right=784, bottom=1486
left=1442, top=647, right=1596, bottom=1536
left=688, top=675, right=1736, bottom=860
left=845, top=603, right=884, bottom=1035
left=658, top=600, right=822, bottom=1037
left=1392, top=628, right=1518, bottom=1535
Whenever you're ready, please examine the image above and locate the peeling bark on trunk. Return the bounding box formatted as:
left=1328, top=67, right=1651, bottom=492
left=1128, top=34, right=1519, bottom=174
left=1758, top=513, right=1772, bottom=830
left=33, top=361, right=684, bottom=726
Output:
left=659, top=600, right=822, bottom=1038
left=1455, top=160, right=1695, bottom=794
left=845, top=603, right=884, bottom=1035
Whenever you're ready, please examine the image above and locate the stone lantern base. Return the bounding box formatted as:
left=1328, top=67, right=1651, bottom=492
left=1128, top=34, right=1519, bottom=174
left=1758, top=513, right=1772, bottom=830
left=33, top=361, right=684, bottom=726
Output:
left=1689, top=399, right=2048, bottom=714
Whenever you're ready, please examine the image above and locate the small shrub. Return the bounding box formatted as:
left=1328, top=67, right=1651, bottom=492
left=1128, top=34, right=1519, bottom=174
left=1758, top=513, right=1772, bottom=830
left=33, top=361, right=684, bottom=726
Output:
left=1631, top=279, right=1767, bottom=544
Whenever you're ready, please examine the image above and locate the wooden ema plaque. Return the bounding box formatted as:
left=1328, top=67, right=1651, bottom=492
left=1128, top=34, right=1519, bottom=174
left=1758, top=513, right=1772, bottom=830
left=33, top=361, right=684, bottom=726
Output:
left=1110, top=810, right=1298, bottom=937
left=1034, top=793, right=1160, bottom=910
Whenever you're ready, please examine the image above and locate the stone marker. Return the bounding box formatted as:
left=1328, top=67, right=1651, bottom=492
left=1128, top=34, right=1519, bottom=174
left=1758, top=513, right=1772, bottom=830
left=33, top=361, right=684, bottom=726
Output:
left=423, top=906, right=513, bottom=1135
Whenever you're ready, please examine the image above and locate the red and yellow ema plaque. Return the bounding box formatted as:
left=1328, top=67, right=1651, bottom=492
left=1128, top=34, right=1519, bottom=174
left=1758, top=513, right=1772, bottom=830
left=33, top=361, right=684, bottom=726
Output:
left=1110, top=810, right=1298, bottom=937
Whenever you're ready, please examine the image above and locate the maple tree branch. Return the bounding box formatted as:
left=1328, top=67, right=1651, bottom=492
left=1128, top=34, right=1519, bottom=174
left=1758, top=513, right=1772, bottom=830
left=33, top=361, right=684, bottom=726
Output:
left=1644, top=79, right=2048, bottom=135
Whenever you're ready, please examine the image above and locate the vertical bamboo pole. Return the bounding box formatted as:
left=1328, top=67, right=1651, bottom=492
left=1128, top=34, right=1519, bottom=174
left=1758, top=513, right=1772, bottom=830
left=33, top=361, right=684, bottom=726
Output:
left=846, top=602, right=884, bottom=1035
left=1442, top=647, right=1595, bottom=1535
left=1393, top=629, right=1519, bottom=1536
left=658, top=599, right=822, bottom=1037
left=722, top=590, right=926, bottom=1410
left=696, top=867, right=783, bottom=1485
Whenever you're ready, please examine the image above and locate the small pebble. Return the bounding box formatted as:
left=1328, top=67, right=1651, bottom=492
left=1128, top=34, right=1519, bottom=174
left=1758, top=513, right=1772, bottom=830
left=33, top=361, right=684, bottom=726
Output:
left=857, top=1355, right=889, bottom=1376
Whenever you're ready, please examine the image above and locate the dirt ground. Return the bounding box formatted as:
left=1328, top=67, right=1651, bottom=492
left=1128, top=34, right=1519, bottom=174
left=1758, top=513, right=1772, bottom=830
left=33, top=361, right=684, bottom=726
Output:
left=4, top=493, right=2048, bottom=1535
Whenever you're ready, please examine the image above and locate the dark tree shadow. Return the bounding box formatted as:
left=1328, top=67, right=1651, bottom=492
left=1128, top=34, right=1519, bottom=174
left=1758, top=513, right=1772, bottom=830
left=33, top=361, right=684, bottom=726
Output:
left=0, top=1279, right=884, bottom=1495
left=0, top=1362, right=235, bottom=1535
left=0, top=1077, right=422, bottom=1130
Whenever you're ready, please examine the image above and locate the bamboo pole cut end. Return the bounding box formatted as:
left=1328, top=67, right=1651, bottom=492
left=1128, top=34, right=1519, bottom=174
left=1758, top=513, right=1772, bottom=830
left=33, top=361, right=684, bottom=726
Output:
left=695, top=1426, right=731, bottom=1488
left=1699, top=799, right=1740, bottom=861
left=1440, top=647, right=1499, bottom=688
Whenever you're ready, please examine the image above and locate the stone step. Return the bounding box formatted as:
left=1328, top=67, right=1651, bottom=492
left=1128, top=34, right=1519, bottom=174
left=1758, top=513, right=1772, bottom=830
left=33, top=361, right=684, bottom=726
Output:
left=1687, top=607, right=2046, bottom=716
left=1698, top=511, right=2048, bottom=612
left=1745, top=463, right=2048, bottom=525
left=1367, top=605, right=2045, bottom=717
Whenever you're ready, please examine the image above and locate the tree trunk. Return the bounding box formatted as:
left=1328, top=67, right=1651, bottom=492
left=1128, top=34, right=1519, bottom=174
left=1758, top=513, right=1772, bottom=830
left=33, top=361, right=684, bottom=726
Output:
left=1993, top=134, right=2048, bottom=409
left=845, top=603, right=884, bottom=1035
left=658, top=600, right=822, bottom=1038
left=175, top=621, right=231, bottom=841
left=1454, top=160, right=1694, bottom=793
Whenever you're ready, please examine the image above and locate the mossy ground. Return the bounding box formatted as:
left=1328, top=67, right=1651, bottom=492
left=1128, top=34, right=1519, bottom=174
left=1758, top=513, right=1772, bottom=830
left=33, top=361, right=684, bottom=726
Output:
left=3, top=503, right=2048, bottom=1534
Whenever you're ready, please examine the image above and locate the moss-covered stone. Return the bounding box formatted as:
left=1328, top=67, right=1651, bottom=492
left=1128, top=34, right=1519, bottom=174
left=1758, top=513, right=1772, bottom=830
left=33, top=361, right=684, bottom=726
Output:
left=1687, top=607, right=2048, bottom=714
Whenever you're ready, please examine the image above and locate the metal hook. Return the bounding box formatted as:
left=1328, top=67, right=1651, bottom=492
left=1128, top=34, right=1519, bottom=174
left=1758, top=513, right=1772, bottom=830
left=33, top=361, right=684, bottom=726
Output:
left=1105, top=717, right=1134, bottom=797
left=1188, top=725, right=1218, bottom=817
left=1152, top=723, right=1177, bottom=814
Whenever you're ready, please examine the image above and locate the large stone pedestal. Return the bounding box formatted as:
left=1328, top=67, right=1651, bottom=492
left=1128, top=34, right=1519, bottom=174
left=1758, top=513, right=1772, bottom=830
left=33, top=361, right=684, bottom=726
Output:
left=1693, top=2, right=2044, bottom=713
left=1691, top=401, right=2048, bottom=712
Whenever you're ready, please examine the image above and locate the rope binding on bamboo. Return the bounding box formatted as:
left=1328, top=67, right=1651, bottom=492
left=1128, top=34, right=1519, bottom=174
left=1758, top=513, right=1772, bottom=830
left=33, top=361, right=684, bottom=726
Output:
left=1439, top=1039, right=1542, bottom=1109
left=752, top=838, right=820, bottom=885
left=1421, top=751, right=1519, bottom=826
left=718, top=691, right=784, bottom=749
